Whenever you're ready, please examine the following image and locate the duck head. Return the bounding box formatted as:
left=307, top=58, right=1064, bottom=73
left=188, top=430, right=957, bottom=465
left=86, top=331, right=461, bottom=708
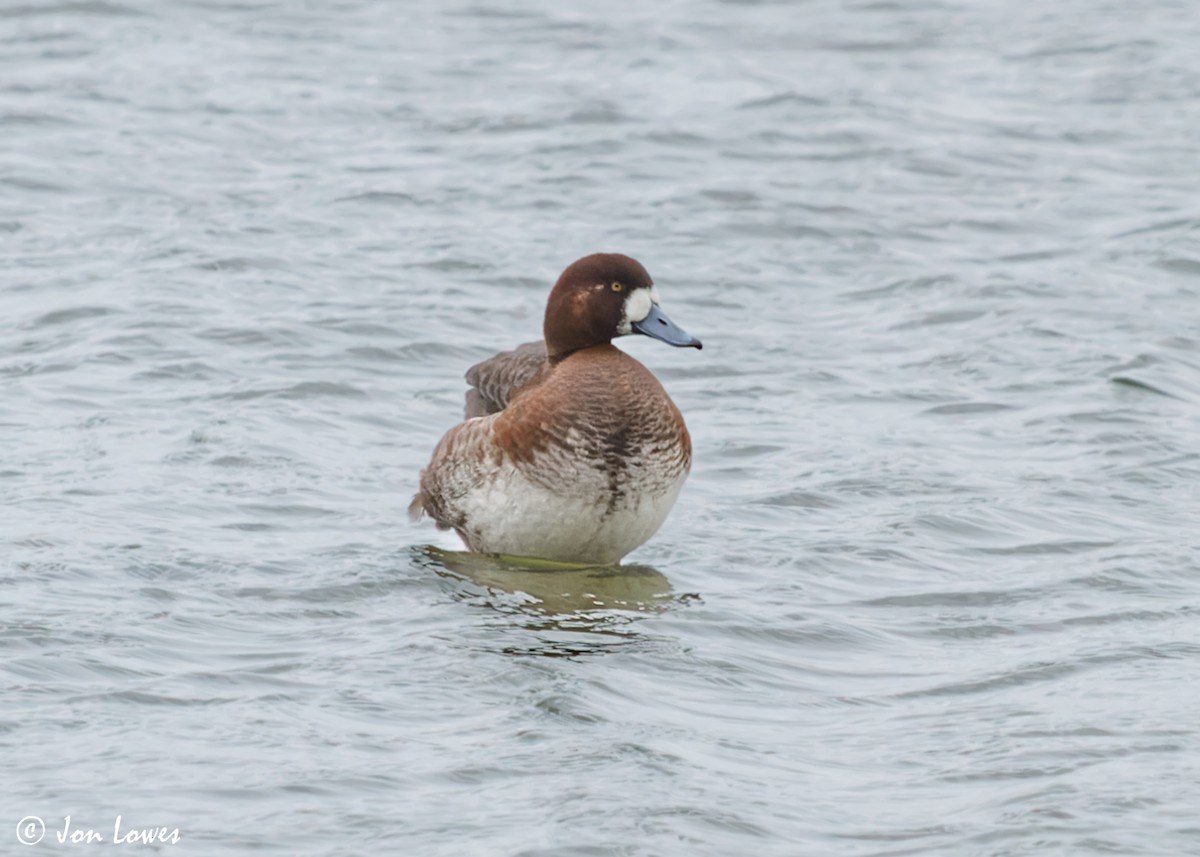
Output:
left=543, top=253, right=703, bottom=359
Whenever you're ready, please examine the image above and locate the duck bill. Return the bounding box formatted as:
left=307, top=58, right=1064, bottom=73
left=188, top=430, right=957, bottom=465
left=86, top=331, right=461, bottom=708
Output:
left=632, top=304, right=703, bottom=349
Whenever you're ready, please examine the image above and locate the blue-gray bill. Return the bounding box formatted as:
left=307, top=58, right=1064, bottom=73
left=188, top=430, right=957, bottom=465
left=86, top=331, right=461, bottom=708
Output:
left=633, top=304, right=703, bottom=349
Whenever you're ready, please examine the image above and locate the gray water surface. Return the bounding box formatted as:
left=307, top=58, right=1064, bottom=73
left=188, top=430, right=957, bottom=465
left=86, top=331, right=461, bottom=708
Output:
left=4, top=1, right=1200, bottom=854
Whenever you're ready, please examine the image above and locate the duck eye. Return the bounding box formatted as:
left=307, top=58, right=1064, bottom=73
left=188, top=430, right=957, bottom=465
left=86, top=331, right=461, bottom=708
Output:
left=611, top=282, right=623, bottom=292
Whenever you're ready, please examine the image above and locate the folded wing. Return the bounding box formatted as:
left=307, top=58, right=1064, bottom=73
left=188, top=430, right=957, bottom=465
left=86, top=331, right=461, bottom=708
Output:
left=463, top=340, right=548, bottom=418
left=410, top=340, right=549, bottom=524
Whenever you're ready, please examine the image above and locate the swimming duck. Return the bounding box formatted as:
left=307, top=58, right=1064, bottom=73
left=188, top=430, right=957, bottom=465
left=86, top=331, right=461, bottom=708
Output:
left=409, top=253, right=701, bottom=565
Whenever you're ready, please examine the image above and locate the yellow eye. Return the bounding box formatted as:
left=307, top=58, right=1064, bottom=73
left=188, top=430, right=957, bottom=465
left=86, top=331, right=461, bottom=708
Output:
left=611, top=282, right=623, bottom=292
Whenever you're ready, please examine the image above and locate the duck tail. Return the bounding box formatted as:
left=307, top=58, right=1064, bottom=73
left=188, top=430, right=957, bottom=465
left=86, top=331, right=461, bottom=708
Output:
left=407, top=491, right=426, bottom=522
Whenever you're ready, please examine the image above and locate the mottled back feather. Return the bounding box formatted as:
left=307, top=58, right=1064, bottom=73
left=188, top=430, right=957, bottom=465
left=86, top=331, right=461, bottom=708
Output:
left=462, top=340, right=548, bottom=418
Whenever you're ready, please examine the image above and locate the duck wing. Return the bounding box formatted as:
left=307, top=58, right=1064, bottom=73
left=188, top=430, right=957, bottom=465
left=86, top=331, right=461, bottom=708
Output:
left=463, top=340, right=548, bottom=418
left=411, top=340, right=549, bottom=524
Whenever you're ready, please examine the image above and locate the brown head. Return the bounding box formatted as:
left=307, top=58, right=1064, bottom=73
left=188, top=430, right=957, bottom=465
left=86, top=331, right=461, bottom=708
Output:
left=542, top=253, right=702, bottom=360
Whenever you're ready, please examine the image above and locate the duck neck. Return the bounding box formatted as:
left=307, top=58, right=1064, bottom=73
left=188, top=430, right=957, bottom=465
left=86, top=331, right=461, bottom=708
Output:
left=546, top=341, right=618, bottom=366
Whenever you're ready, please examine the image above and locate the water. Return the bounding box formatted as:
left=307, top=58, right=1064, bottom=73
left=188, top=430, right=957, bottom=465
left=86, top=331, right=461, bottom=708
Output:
left=4, top=0, right=1200, bottom=854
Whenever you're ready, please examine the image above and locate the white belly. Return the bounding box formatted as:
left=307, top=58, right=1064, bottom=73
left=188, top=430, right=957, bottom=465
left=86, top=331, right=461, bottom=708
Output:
left=457, top=461, right=686, bottom=565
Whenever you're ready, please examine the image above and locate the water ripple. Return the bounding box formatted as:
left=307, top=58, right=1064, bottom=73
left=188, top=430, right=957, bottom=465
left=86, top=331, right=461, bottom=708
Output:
left=4, top=0, right=1199, bottom=854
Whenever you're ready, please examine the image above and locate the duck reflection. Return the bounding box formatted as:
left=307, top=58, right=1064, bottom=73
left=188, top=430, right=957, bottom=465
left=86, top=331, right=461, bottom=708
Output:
left=418, top=546, right=677, bottom=618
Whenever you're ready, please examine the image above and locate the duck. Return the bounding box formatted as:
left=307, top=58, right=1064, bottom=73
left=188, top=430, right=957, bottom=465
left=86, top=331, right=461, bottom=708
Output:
left=409, top=253, right=702, bottom=565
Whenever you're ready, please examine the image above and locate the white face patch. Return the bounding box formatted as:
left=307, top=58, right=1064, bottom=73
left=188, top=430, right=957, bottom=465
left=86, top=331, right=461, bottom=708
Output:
left=617, top=288, right=655, bottom=335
